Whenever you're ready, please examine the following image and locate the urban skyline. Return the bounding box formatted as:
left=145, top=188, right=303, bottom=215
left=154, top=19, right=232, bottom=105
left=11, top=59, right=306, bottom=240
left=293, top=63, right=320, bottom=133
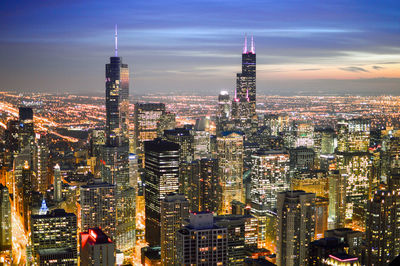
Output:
left=1, top=1, right=400, bottom=265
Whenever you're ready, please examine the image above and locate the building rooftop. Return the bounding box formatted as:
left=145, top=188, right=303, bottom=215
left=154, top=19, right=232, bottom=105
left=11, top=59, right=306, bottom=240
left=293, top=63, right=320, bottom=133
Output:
left=144, top=138, right=180, bottom=152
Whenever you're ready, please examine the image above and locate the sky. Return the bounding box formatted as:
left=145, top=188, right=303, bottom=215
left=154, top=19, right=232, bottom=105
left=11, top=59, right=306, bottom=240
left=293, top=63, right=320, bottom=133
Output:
left=1, top=0, right=400, bottom=95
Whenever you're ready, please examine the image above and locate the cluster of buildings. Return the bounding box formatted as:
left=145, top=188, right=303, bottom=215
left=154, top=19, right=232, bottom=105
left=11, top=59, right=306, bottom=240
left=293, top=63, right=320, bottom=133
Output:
left=0, top=32, right=399, bottom=266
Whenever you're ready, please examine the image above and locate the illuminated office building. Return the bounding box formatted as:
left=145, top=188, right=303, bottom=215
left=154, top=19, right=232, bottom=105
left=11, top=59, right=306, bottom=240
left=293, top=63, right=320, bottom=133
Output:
left=13, top=150, right=33, bottom=232
left=337, top=119, right=370, bottom=153
left=80, top=181, right=116, bottom=240
left=4, top=119, right=19, bottom=169
left=164, top=127, right=194, bottom=163
left=295, top=123, right=314, bottom=148
left=160, top=194, right=189, bottom=265
left=31, top=209, right=78, bottom=265
left=80, top=228, right=116, bottom=266
left=214, top=214, right=258, bottom=265
left=366, top=190, right=400, bottom=265
left=290, top=146, right=315, bottom=171
left=134, top=102, right=166, bottom=156
left=263, top=114, right=290, bottom=136
left=53, top=164, right=62, bottom=202
left=276, top=190, right=315, bottom=266
left=0, top=184, right=11, bottom=250
left=217, top=91, right=231, bottom=134
left=217, top=131, right=244, bottom=214
left=336, top=152, right=374, bottom=230
left=18, top=107, right=35, bottom=152
left=34, top=133, right=49, bottom=193
left=182, top=158, right=220, bottom=212
left=291, top=170, right=329, bottom=198
left=157, top=111, right=176, bottom=138
left=192, top=119, right=211, bottom=160
left=315, top=197, right=329, bottom=240
left=176, top=212, right=228, bottom=265
left=250, top=150, right=290, bottom=211
left=328, top=171, right=346, bottom=229
left=144, top=139, right=179, bottom=246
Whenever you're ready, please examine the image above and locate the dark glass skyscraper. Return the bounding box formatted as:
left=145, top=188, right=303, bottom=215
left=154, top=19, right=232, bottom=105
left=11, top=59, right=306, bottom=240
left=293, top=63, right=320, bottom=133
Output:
left=144, top=139, right=180, bottom=246
left=105, top=28, right=129, bottom=147
left=232, top=34, right=256, bottom=121
left=102, top=26, right=135, bottom=251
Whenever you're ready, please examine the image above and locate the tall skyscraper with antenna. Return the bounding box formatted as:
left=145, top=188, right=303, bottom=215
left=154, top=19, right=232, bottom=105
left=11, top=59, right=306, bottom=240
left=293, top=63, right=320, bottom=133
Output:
left=101, top=25, right=135, bottom=252
left=232, top=34, right=256, bottom=127
left=105, top=24, right=129, bottom=147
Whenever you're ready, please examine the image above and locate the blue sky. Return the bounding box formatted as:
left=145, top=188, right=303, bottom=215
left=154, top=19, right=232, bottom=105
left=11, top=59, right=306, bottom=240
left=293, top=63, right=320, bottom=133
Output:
left=1, top=0, right=400, bottom=95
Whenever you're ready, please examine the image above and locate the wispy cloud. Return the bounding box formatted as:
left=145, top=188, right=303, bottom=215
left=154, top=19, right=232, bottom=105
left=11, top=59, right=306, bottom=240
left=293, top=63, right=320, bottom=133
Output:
left=339, top=66, right=369, bottom=73
left=299, top=68, right=321, bottom=71
left=372, top=65, right=384, bottom=70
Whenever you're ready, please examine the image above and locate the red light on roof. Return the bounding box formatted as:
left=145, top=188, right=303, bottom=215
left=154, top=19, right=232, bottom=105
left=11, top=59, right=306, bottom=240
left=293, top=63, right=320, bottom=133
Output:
left=89, top=229, right=97, bottom=240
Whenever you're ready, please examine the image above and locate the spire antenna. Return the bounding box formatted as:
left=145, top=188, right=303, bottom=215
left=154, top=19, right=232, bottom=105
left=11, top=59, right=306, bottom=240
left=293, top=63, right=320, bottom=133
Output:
left=243, top=33, right=248, bottom=54
left=251, top=35, right=255, bottom=54
left=115, top=24, right=118, bottom=57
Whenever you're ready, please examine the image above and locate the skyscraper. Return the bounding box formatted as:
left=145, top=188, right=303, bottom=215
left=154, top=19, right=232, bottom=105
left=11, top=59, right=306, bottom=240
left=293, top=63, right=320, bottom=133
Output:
left=18, top=107, right=35, bottom=152
left=31, top=209, right=78, bottom=265
left=105, top=26, right=129, bottom=148
left=176, top=212, right=228, bottom=265
left=53, top=164, right=62, bottom=202
left=102, top=26, right=135, bottom=251
left=0, top=184, right=11, bottom=250
left=144, top=139, right=180, bottom=246
left=80, top=181, right=116, bottom=240
left=366, top=190, right=400, bottom=265
left=232, top=35, right=256, bottom=123
left=34, top=133, right=49, bottom=193
left=217, top=131, right=244, bottom=214
left=276, top=190, right=316, bottom=266
left=160, top=194, right=189, bottom=265
left=134, top=102, right=166, bottom=158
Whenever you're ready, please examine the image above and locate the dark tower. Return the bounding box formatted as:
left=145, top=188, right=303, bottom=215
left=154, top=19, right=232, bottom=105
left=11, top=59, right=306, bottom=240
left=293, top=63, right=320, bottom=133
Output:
left=232, top=34, right=256, bottom=121
left=105, top=25, right=129, bottom=147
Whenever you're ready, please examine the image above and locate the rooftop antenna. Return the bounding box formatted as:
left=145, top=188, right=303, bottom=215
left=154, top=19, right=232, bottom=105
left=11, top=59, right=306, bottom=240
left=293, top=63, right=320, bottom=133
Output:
left=115, top=24, right=118, bottom=57
left=251, top=35, right=255, bottom=54
left=243, top=33, right=248, bottom=54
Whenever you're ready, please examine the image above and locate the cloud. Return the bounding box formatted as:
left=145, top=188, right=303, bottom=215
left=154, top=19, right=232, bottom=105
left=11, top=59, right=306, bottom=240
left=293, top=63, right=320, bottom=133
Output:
left=339, top=66, right=369, bottom=73
left=299, top=68, right=321, bottom=71
left=372, top=65, right=384, bottom=70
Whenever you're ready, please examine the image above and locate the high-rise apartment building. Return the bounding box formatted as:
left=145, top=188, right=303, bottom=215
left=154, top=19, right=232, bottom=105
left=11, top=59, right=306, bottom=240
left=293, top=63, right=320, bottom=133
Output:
left=80, top=228, right=116, bottom=266
left=31, top=209, right=78, bottom=265
left=80, top=181, right=116, bottom=240
left=337, top=119, right=370, bottom=153
left=53, top=164, right=62, bottom=202
left=214, top=214, right=258, bottom=265
left=134, top=103, right=166, bottom=157
left=34, top=133, right=49, bottom=193
left=276, top=190, right=316, bottom=266
left=144, top=139, right=180, bottom=246
left=176, top=212, right=228, bottom=265
left=160, top=194, right=189, bottom=265
left=366, top=190, right=400, bottom=265
left=217, top=131, right=244, bottom=214
left=0, top=184, right=11, bottom=250
left=250, top=150, right=290, bottom=212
